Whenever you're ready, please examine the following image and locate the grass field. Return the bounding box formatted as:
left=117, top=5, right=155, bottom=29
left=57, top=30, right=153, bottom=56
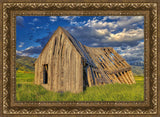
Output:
left=16, top=71, right=144, bottom=101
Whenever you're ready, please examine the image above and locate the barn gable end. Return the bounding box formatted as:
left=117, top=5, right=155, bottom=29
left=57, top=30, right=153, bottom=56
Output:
left=35, top=27, right=84, bottom=93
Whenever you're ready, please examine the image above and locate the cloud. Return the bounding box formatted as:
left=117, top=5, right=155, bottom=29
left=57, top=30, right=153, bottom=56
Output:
left=59, top=16, right=71, bottom=20
left=35, top=32, right=53, bottom=48
left=106, top=28, right=144, bottom=42
left=117, top=16, right=144, bottom=28
left=108, top=16, right=122, bottom=20
left=70, top=21, right=86, bottom=26
left=36, top=26, right=43, bottom=29
left=16, top=46, right=43, bottom=56
left=102, top=16, right=121, bottom=21
left=16, top=16, right=24, bottom=27
left=76, top=16, right=144, bottom=48
left=66, top=22, right=144, bottom=65
left=66, top=26, right=144, bottom=47
left=96, top=29, right=108, bottom=35
left=60, top=16, right=79, bottom=20
left=115, top=41, right=144, bottom=65
left=28, top=22, right=34, bottom=25
left=17, top=31, right=54, bottom=57
left=85, top=17, right=109, bottom=28
left=66, top=26, right=109, bottom=46
left=102, top=16, right=108, bottom=21
left=18, top=42, right=24, bottom=48
left=49, top=16, right=57, bottom=22
left=33, top=18, right=38, bottom=22
left=85, top=16, right=144, bottom=30
left=85, top=17, right=119, bottom=29
left=59, top=16, right=81, bottom=25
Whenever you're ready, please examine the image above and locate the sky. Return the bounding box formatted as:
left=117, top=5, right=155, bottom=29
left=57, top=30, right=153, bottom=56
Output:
left=16, top=16, right=144, bottom=65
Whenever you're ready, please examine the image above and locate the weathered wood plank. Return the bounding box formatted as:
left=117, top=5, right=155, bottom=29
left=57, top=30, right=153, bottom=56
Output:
left=123, top=71, right=132, bottom=84
left=86, top=47, right=112, bottom=84
left=128, top=71, right=136, bottom=84
left=86, top=66, right=92, bottom=87
left=94, top=48, right=121, bottom=84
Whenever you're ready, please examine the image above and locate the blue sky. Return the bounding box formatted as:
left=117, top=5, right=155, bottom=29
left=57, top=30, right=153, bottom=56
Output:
left=16, top=16, right=144, bottom=65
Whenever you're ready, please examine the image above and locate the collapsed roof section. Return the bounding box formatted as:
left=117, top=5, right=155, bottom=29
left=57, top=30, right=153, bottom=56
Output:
left=84, top=46, right=136, bottom=86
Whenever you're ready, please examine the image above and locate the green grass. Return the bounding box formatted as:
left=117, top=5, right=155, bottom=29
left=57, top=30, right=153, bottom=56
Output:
left=16, top=71, right=35, bottom=84
left=16, top=71, right=144, bottom=101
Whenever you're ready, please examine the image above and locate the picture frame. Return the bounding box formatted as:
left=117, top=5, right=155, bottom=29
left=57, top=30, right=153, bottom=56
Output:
left=0, top=0, right=160, bottom=116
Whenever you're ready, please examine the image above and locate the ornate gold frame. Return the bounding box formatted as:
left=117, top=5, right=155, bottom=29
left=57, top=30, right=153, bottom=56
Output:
left=0, top=0, right=160, bottom=116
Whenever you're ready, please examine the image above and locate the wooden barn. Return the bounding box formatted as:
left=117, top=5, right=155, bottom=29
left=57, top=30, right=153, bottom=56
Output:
left=34, top=26, right=136, bottom=93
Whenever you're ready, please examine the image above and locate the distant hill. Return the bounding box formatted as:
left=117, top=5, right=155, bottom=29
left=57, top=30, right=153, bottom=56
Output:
left=129, top=61, right=144, bottom=66
left=131, top=65, right=144, bottom=76
left=16, top=55, right=36, bottom=72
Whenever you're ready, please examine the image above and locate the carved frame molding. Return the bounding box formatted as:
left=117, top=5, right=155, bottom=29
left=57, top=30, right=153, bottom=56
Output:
left=1, top=1, right=158, bottom=115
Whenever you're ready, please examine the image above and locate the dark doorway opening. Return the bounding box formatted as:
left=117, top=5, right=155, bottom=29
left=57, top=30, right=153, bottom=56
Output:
left=83, top=67, right=89, bottom=90
left=43, top=64, right=48, bottom=84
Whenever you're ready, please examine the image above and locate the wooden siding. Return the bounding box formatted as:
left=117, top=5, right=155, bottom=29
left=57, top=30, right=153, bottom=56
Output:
left=34, top=28, right=83, bottom=93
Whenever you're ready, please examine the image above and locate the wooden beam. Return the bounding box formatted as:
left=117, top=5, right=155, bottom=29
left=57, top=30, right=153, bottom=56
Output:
left=85, top=47, right=112, bottom=84
left=104, top=67, right=131, bottom=74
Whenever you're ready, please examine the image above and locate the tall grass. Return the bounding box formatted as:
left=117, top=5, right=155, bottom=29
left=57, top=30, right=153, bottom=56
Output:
left=16, top=71, right=144, bottom=101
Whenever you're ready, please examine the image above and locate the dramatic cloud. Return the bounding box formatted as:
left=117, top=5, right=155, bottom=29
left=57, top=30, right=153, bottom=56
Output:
left=66, top=26, right=108, bottom=46
left=85, top=16, right=144, bottom=30
left=16, top=46, right=43, bottom=56
left=106, top=28, right=144, bottom=42
left=60, top=16, right=144, bottom=49
left=66, top=26, right=144, bottom=47
left=96, top=29, right=108, bottom=35
left=49, top=16, right=57, bottom=22
left=116, top=16, right=144, bottom=28
left=85, top=17, right=109, bottom=28
left=16, top=16, right=24, bottom=27
left=115, top=41, right=144, bottom=65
